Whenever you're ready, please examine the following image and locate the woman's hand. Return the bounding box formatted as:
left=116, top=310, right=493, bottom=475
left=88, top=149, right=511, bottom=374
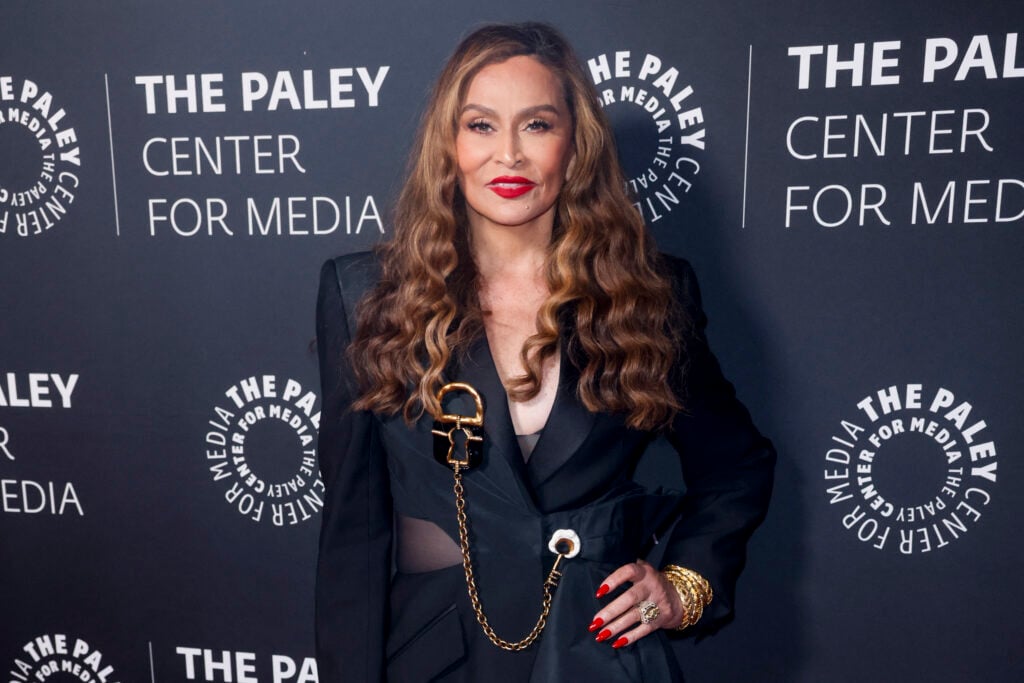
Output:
left=588, top=559, right=683, bottom=649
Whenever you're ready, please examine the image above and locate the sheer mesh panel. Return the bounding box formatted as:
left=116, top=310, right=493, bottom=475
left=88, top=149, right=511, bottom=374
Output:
left=395, top=432, right=542, bottom=573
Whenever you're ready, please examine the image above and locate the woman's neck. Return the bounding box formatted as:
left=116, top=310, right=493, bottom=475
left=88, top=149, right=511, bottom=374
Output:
left=469, top=217, right=552, bottom=282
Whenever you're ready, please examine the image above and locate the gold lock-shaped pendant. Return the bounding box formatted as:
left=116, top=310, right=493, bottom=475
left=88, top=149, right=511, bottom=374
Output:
left=431, top=382, right=484, bottom=470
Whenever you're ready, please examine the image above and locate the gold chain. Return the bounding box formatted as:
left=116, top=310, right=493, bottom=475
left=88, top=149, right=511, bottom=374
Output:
left=452, top=464, right=565, bottom=651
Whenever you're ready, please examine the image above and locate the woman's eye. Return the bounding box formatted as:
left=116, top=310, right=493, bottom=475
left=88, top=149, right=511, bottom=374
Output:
left=525, top=119, right=552, bottom=131
left=467, top=120, right=493, bottom=132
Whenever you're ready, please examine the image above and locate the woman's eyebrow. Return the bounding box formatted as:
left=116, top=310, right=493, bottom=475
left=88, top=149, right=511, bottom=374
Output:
left=460, top=103, right=563, bottom=118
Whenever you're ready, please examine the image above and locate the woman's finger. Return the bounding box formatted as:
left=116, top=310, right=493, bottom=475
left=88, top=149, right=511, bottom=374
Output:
left=590, top=560, right=682, bottom=647
left=594, top=560, right=645, bottom=598
left=607, top=619, right=660, bottom=649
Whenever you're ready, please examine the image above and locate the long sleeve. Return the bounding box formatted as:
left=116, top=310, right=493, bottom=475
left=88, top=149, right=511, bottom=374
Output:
left=660, top=256, right=776, bottom=634
left=315, top=256, right=392, bottom=682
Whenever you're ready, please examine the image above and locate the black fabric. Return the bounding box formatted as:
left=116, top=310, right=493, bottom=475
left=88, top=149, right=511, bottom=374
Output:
left=394, top=515, right=461, bottom=573
left=517, top=432, right=542, bottom=462
left=314, top=251, right=776, bottom=682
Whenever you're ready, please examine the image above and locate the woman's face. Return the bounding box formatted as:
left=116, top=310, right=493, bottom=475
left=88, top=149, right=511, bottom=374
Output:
left=455, top=55, right=575, bottom=236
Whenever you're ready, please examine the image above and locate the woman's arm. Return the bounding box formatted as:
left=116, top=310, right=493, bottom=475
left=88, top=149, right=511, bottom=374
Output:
left=589, top=257, right=776, bottom=647
left=315, top=256, right=392, bottom=682
left=660, top=255, right=776, bottom=634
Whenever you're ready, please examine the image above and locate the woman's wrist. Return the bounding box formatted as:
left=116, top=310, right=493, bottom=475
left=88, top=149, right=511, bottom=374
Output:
left=660, top=565, right=713, bottom=631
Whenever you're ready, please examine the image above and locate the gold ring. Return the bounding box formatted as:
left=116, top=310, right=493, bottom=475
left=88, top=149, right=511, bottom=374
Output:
left=638, top=599, right=660, bottom=625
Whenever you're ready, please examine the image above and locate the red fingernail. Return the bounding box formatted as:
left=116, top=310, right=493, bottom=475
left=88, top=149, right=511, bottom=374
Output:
left=588, top=617, right=604, bottom=632
left=595, top=584, right=610, bottom=598
left=595, top=629, right=612, bottom=642
left=612, top=636, right=628, bottom=649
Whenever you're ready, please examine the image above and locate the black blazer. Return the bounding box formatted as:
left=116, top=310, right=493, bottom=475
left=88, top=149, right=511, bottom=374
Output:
left=314, top=252, right=775, bottom=682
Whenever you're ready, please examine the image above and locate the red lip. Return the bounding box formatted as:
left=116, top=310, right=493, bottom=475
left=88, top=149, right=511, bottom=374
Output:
left=487, top=176, right=536, bottom=199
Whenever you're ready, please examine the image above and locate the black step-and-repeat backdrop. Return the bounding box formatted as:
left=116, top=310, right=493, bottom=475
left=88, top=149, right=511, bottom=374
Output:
left=2, top=1, right=1021, bottom=681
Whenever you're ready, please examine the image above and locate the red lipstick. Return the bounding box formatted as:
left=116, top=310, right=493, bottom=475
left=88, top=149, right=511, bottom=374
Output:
left=487, top=176, right=535, bottom=199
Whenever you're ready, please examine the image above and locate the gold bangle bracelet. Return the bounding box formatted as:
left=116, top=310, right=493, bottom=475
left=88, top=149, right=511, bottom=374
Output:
left=667, top=566, right=713, bottom=608
left=661, top=564, right=713, bottom=631
left=670, top=566, right=713, bottom=605
left=669, top=572, right=699, bottom=628
left=664, top=569, right=704, bottom=629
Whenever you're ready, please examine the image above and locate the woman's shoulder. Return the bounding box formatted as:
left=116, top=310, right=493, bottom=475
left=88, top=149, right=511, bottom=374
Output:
left=656, top=252, right=703, bottom=311
left=325, top=249, right=380, bottom=278
left=321, top=250, right=382, bottom=300
left=656, top=251, right=698, bottom=280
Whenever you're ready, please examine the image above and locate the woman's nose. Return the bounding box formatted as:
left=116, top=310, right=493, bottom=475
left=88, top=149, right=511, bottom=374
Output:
left=498, top=129, right=522, bottom=166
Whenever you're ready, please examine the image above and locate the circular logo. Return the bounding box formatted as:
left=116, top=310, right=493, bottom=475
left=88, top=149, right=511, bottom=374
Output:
left=0, top=76, right=81, bottom=237
left=8, top=634, right=119, bottom=683
left=823, top=383, right=998, bottom=554
left=205, top=375, right=324, bottom=526
left=586, top=51, right=706, bottom=224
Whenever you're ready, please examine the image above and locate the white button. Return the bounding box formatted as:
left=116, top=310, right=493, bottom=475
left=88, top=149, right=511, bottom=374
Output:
left=548, top=529, right=581, bottom=558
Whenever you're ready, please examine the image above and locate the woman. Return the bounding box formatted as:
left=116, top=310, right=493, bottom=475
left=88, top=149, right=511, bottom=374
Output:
left=315, top=22, right=774, bottom=683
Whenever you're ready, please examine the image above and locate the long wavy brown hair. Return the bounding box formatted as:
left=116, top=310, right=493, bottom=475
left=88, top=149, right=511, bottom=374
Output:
left=349, top=22, right=686, bottom=430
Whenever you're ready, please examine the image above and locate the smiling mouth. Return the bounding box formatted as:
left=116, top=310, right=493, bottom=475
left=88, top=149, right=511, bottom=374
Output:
left=487, top=176, right=536, bottom=199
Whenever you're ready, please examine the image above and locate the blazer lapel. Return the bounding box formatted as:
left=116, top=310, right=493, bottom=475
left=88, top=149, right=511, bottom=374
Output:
left=439, top=335, right=539, bottom=513
left=526, top=341, right=598, bottom=488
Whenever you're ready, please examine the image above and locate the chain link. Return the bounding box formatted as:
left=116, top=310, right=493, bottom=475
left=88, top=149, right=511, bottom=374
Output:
left=452, top=464, right=563, bottom=651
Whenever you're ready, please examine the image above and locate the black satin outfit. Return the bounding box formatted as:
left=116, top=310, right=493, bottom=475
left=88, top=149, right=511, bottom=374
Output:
left=314, top=251, right=776, bottom=682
